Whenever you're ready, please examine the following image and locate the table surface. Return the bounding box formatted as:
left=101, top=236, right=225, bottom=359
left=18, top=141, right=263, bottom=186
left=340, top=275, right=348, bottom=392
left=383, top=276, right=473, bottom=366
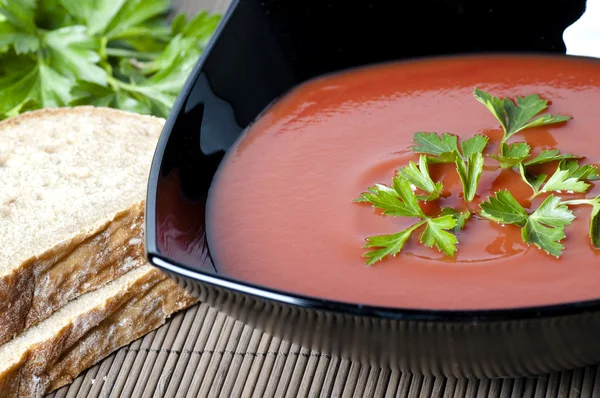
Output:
left=47, top=1, right=600, bottom=396
left=47, top=301, right=600, bottom=397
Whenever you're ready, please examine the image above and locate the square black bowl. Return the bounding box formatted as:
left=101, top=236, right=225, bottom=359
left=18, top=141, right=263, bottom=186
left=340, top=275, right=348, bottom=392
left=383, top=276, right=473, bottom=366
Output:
left=145, top=0, right=600, bottom=378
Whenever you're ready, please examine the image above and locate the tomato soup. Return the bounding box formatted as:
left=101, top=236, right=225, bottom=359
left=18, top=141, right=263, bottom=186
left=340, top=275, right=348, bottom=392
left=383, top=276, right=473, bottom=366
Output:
left=206, top=55, right=600, bottom=310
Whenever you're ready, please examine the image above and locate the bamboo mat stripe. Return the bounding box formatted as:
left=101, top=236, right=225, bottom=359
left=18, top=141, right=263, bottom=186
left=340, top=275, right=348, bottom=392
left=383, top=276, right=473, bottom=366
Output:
left=46, top=303, right=600, bottom=398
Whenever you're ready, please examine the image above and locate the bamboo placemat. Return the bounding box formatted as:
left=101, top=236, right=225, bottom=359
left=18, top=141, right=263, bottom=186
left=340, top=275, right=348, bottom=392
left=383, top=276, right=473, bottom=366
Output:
left=46, top=302, right=600, bottom=397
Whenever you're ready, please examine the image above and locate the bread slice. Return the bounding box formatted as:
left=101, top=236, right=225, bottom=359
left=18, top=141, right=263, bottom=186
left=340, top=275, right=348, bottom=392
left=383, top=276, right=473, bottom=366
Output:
left=0, top=107, right=165, bottom=344
left=0, top=264, right=197, bottom=398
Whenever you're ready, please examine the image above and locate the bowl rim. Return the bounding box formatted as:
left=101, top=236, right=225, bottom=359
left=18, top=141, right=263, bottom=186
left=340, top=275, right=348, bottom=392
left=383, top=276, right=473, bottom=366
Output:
left=146, top=0, right=600, bottom=323
left=148, top=253, right=600, bottom=322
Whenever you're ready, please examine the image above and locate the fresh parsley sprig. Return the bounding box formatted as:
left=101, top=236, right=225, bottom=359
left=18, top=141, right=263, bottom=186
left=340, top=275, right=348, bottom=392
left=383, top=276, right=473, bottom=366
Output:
left=489, top=141, right=582, bottom=170
left=519, top=160, right=599, bottom=198
left=396, top=155, right=442, bottom=201
left=562, top=196, right=600, bottom=248
left=355, top=177, right=457, bottom=264
left=411, top=133, right=488, bottom=202
left=474, top=88, right=571, bottom=161
left=480, top=191, right=574, bottom=257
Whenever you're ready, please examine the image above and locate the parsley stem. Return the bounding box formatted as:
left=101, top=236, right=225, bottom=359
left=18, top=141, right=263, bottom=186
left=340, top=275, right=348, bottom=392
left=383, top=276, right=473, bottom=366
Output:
left=498, top=135, right=511, bottom=157
left=107, top=75, right=141, bottom=92
left=108, top=28, right=171, bottom=42
left=528, top=192, right=541, bottom=200
left=105, top=48, right=158, bottom=61
left=562, top=199, right=595, bottom=206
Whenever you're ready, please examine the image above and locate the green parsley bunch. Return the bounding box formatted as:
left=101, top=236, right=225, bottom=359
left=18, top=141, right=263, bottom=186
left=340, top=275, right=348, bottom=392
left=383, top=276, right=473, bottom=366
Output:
left=0, top=0, right=220, bottom=119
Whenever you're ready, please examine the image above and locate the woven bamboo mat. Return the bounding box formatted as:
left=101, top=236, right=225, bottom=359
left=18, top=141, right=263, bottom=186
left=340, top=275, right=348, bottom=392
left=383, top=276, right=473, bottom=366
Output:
left=46, top=302, right=600, bottom=397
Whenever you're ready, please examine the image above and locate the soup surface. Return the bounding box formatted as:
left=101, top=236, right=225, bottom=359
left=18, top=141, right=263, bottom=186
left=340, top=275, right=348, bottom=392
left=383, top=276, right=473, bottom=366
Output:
left=207, top=55, right=600, bottom=310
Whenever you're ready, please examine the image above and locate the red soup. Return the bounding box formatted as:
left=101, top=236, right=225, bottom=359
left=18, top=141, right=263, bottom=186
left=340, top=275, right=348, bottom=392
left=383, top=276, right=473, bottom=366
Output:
left=207, top=55, right=600, bottom=310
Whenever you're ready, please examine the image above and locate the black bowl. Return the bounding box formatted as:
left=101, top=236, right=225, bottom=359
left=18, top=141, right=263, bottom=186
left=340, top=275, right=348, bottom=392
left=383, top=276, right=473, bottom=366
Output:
left=145, top=0, right=600, bottom=378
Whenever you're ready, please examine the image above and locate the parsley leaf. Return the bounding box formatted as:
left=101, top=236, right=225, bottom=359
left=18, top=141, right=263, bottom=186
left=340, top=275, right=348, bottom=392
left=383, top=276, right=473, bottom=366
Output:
left=355, top=178, right=425, bottom=218
left=562, top=196, right=600, bottom=249
left=0, top=62, right=73, bottom=119
left=0, top=1, right=220, bottom=119
left=529, top=195, right=575, bottom=228
left=440, top=208, right=471, bottom=231
left=412, top=132, right=489, bottom=164
left=480, top=191, right=574, bottom=256
left=0, top=0, right=36, bottom=33
left=396, top=155, right=443, bottom=201
left=362, top=214, right=458, bottom=265
left=522, top=195, right=574, bottom=257
left=357, top=177, right=459, bottom=263
left=363, top=222, right=424, bottom=265
left=592, top=206, right=600, bottom=248
left=518, top=163, right=547, bottom=196
left=412, top=132, right=459, bottom=162
left=461, top=135, right=489, bottom=158
left=104, top=0, right=169, bottom=40
left=421, top=215, right=458, bottom=256
left=519, top=160, right=597, bottom=197
left=489, top=142, right=531, bottom=168
left=44, top=26, right=108, bottom=86
left=479, top=190, right=528, bottom=225
left=57, top=0, right=127, bottom=36
left=412, top=132, right=488, bottom=202
left=58, top=0, right=170, bottom=39
left=455, top=152, right=484, bottom=202
left=524, top=149, right=582, bottom=166
left=568, top=162, right=600, bottom=181
left=474, top=88, right=571, bottom=145
left=0, top=17, right=39, bottom=54
left=541, top=160, right=593, bottom=194
left=76, top=9, right=220, bottom=118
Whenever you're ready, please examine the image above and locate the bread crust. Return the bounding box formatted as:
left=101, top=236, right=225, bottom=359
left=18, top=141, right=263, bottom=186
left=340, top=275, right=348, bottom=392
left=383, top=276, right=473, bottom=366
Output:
left=0, top=268, right=197, bottom=398
left=0, top=203, right=146, bottom=345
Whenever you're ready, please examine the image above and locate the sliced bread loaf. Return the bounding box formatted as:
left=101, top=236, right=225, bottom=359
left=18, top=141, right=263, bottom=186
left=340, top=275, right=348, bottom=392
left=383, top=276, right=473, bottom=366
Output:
left=0, top=265, right=197, bottom=398
left=0, top=107, right=164, bottom=344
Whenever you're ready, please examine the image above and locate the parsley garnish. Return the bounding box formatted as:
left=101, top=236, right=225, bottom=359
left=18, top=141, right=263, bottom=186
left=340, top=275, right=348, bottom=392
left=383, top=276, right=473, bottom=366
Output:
left=524, top=149, right=582, bottom=166
left=562, top=196, right=600, bottom=248
left=489, top=142, right=531, bottom=168
left=480, top=191, right=574, bottom=257
left=411, top=132, right=459, bottom=162
left=0, top=1, right=220, bottom=118
left=412, top=132, right=488, bottom=163
left=440, top=208, right=471, bottom=232
left=474, top=88, right=571, bottom=147
left=474, top=88, right=571, bottom=167
left=455, top=152, right=485, bottom=202
left=520, top=160, right=598, bottom=198
left=412, top=133, right=488, bottom=202
left=396, top=155, right=442, bottom=201
left=356, top=88, right=599, bottom=264
left=356, top=178, right=457, bottom=264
